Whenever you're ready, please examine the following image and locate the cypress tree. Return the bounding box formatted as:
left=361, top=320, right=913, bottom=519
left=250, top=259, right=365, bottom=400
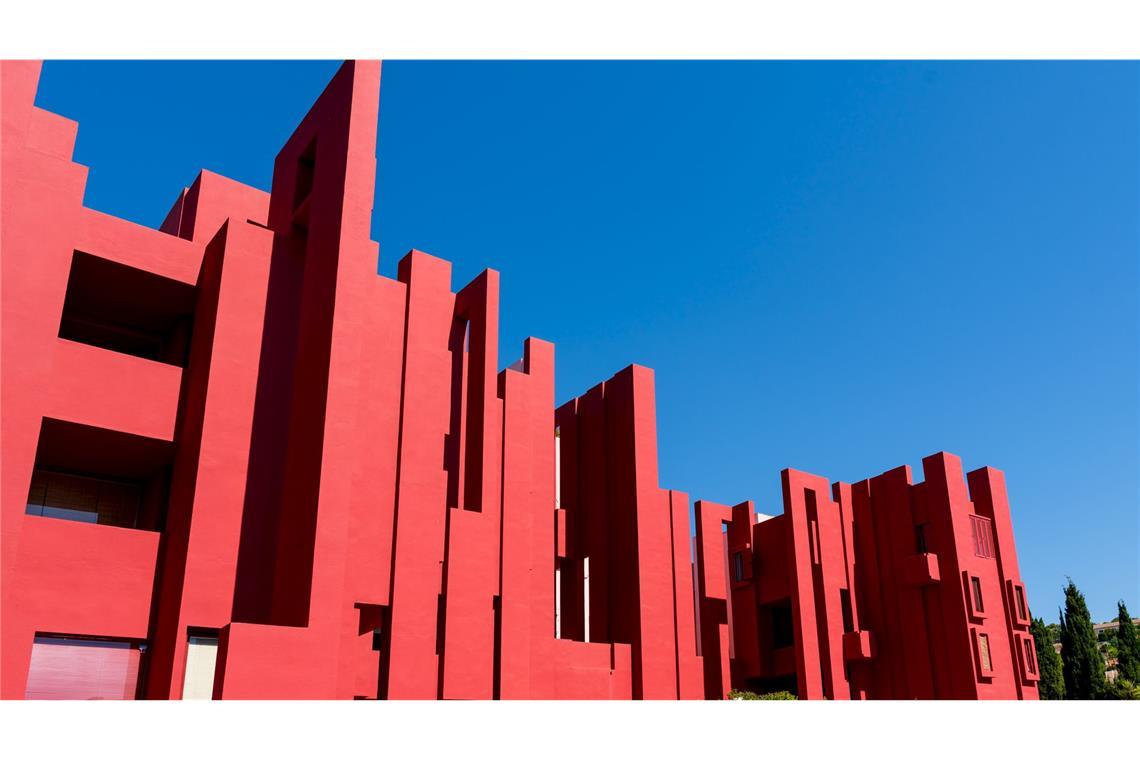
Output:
left=1059, top=580, right=1104, bottom=699
left=1115, top=600, right=1140, bottom=684
left=1031, top=616, right=1065, bottom=699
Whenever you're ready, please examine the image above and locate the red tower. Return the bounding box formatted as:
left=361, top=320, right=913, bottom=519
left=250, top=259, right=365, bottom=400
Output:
left=0, top=59, right=1038, bottom=699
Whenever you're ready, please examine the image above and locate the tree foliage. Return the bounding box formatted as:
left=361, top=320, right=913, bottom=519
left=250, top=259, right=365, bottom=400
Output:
left=1114, top=600, right=1140, bottom=684
left=1031, top=616, right=1065, bottom=700
left=1059, top=580, right=1104, bottom=699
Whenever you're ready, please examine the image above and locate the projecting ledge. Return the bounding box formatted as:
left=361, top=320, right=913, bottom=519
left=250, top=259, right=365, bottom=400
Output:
left=842, top=630, right=876, bottom=661
left=901, top=552, right=941, bottom=586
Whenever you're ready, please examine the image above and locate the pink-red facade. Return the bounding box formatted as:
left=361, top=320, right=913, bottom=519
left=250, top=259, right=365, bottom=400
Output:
left=0, top=60, right=1038, bottom=700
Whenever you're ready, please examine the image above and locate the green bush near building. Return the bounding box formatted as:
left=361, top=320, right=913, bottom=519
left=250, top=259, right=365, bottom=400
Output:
left=728, top=689, right=796, bottom=700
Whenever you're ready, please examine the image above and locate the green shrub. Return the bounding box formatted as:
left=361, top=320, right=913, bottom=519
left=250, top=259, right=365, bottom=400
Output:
left=757, top=690, right=797, bottom=700
left=1100, top=678, right=1140, bottom=700
left=728, top=688, right=796, bottom=700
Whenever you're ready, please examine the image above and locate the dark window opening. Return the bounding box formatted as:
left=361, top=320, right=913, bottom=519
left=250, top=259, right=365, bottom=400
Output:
left=770, top=602, right=794, bottom=649
left=808, top=519, right=820, bottom=565
left=732, top=551, right=746, bottom=582
left=1015, top=585, right=1028, bottom=620
left=915, top=523, right=930, bottom=554
left=970, top=576, right=985, bottom=614
left=58, top=251, right=197, bottom=367
left=25, top=418, right=173, bottom=531
left=435, top=594, right=447, bottom=656
left=1023, top=638, right=1037, bottom=675
left=840, top=589, right=855, bottom=634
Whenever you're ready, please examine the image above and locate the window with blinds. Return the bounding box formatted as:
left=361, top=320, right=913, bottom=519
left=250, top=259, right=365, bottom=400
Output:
left=24, top=635, right=143, bottom=700
left=25, top=468, right=143, bottom=528
left=969, top=515, right=995, bottom=559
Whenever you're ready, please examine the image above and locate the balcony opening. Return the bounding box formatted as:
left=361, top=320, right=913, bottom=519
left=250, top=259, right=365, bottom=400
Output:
left=769, top=600, right=795, bottom=649
left=25, top=417, right=174, bottom=531
left=58, top=251, right=197, bottom=367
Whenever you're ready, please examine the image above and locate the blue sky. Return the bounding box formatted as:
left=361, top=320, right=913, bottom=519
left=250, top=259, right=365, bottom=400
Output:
left=36, top=61, right=1138, bottom=623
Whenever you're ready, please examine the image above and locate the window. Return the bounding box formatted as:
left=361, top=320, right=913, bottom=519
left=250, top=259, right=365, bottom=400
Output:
left=58, top=251, right=197, bottom=367
left=24, top=635, right=144, bottom=700
left=915, top=523, right=930, bottom=554
left=808, top=519, right=821, bottom=566
left=26, top=468, right=143, bottom=528
left=1023, top=637, right=1037, bottom=676
left=182, top=634, right=219, bottom=700
left=969, top=515, right=995, bottom=559
left=976, top=631, right=993, bottom=674
left=1016, top=585, right=1029, bottom=621
left=732, top=551, right=746, bottom=582
left=970, top=576, right=985, bottom=615
left=840, top=589, right=855, bottom=634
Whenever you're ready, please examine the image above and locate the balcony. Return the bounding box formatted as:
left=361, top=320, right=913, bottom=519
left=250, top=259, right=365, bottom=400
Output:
left=25, top=417, right=175, bottom=532
left=58, top=250, right=197, bottom=368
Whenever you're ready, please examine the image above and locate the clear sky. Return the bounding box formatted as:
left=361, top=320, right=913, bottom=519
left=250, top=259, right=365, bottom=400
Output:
left=35, top=60, right=1138, bottom=623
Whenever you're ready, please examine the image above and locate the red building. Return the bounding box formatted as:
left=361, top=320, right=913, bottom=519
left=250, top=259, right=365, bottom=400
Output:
left=0, top=59, right=1038, bottom=700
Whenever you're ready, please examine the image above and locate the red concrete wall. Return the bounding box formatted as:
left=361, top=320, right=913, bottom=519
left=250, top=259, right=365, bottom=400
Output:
left=0, top=59, right=1037, bottom=700
left=710, top=455, right=1040, bottom=700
